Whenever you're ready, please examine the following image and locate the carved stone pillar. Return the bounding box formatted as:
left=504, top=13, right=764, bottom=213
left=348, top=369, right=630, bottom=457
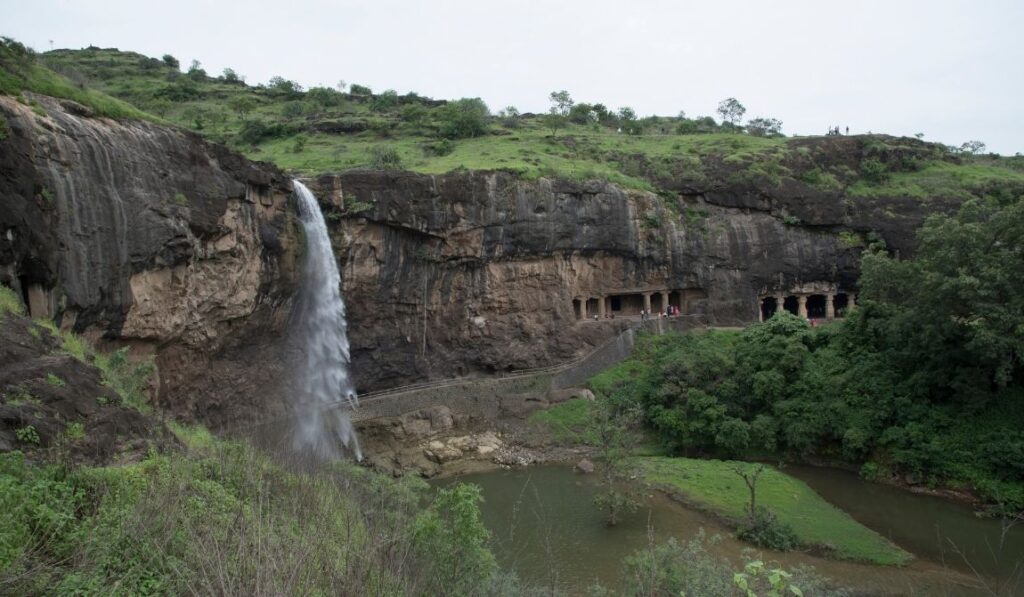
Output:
left=849, top=293, right=857, bottom=311
left=643, top=293, right=652, bottom=314
left=797, top=295, right=808, bottom=319
left=598, top=296, right=606, bottom=318
left=776, top=295, right=786, bottom=316
left=826, top=293, right=836, bottom=319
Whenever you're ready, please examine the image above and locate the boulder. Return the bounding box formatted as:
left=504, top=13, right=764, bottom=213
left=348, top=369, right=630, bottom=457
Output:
left=575, top=458, right=595, bottom=474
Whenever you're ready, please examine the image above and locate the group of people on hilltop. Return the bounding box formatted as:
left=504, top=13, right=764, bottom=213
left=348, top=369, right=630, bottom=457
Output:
left=827, top=125, right=850, bottom=136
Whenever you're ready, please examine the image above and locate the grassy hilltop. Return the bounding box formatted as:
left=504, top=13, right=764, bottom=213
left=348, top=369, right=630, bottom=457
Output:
left=1, top=40, right=1017, bottom=202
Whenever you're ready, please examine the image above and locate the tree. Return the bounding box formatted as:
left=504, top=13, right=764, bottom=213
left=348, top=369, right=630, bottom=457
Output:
left=336, top=79, right=347, bottom=92
left=746, top=117, right=783, bottom=137
left=716, top=97, right=746, bottom=126
left=161, top=54, right=178, bottom=69
left=549, top=90, right=574, bottom=115
left=145, top=97, right=173, bottom=117
left=267, top=76, right=302, bottom=96
left=960, top=140, right=987, bottom=155
left=857, top=196, right=1024, bottom=393
left=544, top=90, right=573, bottom=135
left=590, top=395, right=643, bottom=525
left=186, top=59, right=206, bottom=80
left=228, top=95, right=256, bottom=120
left=307, top=86, right=344, bottom=108
left=400, top=103, right=428, bottom=126
left=349, top=83, right=372, bottom=96
left=497, top=105, right=520, bottom=128
left=436, top=98, right=489, bottom=139
left=617, top=107, right=643, bottom=135
left=413, top=484, right=497, bottom=596
left=221, top=68, right=241, bottom=83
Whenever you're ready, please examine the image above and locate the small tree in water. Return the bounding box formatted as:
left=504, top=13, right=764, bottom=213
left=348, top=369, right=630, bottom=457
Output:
left=591, top=395, right=643, bottom=525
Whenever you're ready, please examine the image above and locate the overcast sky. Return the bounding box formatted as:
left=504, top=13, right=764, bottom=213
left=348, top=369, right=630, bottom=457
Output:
left=4, top=0, right=1022, bottom=154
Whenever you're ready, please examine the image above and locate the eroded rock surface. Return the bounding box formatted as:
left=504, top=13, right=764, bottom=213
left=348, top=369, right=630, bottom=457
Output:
left=0, top=96, right=299, bottom=426
left=308, top=167, right=961, bottom=392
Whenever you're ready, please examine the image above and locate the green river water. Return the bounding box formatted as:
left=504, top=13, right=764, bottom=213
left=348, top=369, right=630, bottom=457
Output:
left=434, top=465, right=1023, bottom=596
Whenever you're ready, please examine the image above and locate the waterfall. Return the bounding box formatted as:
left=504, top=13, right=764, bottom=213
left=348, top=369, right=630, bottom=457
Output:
left=291, top=180, right=361, bottom=461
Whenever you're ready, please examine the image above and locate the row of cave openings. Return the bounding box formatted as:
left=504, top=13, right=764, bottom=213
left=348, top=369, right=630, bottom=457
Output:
left=759, top=292, right=856, bottom=321
left=572, top=289, right=707, bottom=320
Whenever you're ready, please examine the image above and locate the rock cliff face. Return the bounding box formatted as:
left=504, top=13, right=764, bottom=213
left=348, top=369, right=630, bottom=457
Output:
left=307, top=168, right=957, bottom=392
left=0, top=95, right=299, bottom=426
left=0, top=94, right=961, bottom=427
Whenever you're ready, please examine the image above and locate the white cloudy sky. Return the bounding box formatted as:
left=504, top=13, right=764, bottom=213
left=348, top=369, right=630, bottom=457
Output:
left=4, top=0, right=1022, bottom=153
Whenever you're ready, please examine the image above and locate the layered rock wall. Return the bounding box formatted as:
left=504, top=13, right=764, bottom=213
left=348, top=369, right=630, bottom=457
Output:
left=0, top=96, right=300, bottom=425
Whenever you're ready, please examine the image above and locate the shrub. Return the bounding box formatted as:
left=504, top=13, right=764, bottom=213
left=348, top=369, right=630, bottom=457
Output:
left=436, top=98, right=489, bottom=139
left=370, top=146, right=403, bottom=170
left=349, top=83, right=372, bottom=96
left=15, top=425, right=40, bottom=445
left=161, top=54, right=179, bottom=69
left=413, top=484, right=497, bottom=596
left=424, top=138, right=454, bottom=156
left=0, top=285, right=25, bottom=316
left=736, top=507, right=800, bottom=551
left=46, top=373, right=65, bottom=387
left=860, top=158, right=888, bottom=184
left=65, top=422, right=85, bottom=441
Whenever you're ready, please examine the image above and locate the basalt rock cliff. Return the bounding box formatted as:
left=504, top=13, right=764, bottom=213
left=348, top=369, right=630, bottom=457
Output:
left=1, top=95, right=963, bottom=427
left=307, top=163, right=959, bottom=392
left=0, top=95, right=299, bottom=427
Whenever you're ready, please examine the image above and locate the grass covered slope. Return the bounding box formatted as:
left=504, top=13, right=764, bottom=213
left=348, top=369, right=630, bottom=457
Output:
left=0, top=38, right=153, bottom=121
left=641, top=457, right=910, bottom=565
left=29, top=45, right=1024, bottom=203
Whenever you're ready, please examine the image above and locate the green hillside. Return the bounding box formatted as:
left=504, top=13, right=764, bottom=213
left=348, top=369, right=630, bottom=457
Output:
left=22, top=44, right=1024, bottom=200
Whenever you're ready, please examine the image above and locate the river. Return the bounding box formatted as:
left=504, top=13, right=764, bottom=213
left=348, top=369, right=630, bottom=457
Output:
left=433, top=464, right=1023, bottom=595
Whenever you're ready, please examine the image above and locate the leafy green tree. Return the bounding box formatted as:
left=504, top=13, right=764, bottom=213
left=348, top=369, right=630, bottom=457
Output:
left=497, top=105, right=520, bottom=128
left=590, top=394, right=643, bottom=525
left=228, top=95, right=256, bottom=120
left=858, top=196, right=1024, bottom=393
left=400, top=103, right=428, bottom=126
left=349, top=83, right=372, bottom=96
left=746, top=117, right=783, bottom=137
left=618, top=107, right=644, bottom=134
left=221, top=68, right=241, bottom=83
left=370, top=89, right=400, bottom=112
left=306, top=86, right=344, bottom=108
left=436, top=98, right=489, bottom=139
left=959, top=140, right=987, bottom=155
left=413, top=484, right=497, bottom=596
left=267, top=76, right=302, bottom=96
left=549, top=90, right=573, bottom=115
left=186, top=59, right=205, bottom=81
left=161, top=54, right=178, bottom=69
left=716, top=97, right=746, bottom=126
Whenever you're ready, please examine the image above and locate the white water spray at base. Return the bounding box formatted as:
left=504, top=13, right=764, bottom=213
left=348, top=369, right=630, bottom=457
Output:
left=291, top=180, right=361, bottom=461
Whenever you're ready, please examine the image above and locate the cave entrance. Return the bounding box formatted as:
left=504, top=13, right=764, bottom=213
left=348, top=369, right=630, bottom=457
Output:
left=834, top=293, right=849, bottom=318
left=585, top=298, right=600, bottom=319
left=651, top=293, right=665, bottom=314
left=572, top=298, right=583, bottom=320
left=807, top=294, right=827, bottom=319
left=668, top=291, right=682, bottom=314
left=761, top=297, right=780, bottom=320
left=611, top=293, right=644, bottom=316
left=782, top=296, right=799, bottom=316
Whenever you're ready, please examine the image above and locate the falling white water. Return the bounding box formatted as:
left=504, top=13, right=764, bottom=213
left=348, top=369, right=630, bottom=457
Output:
left=291, top=180, right=362, bottom=460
